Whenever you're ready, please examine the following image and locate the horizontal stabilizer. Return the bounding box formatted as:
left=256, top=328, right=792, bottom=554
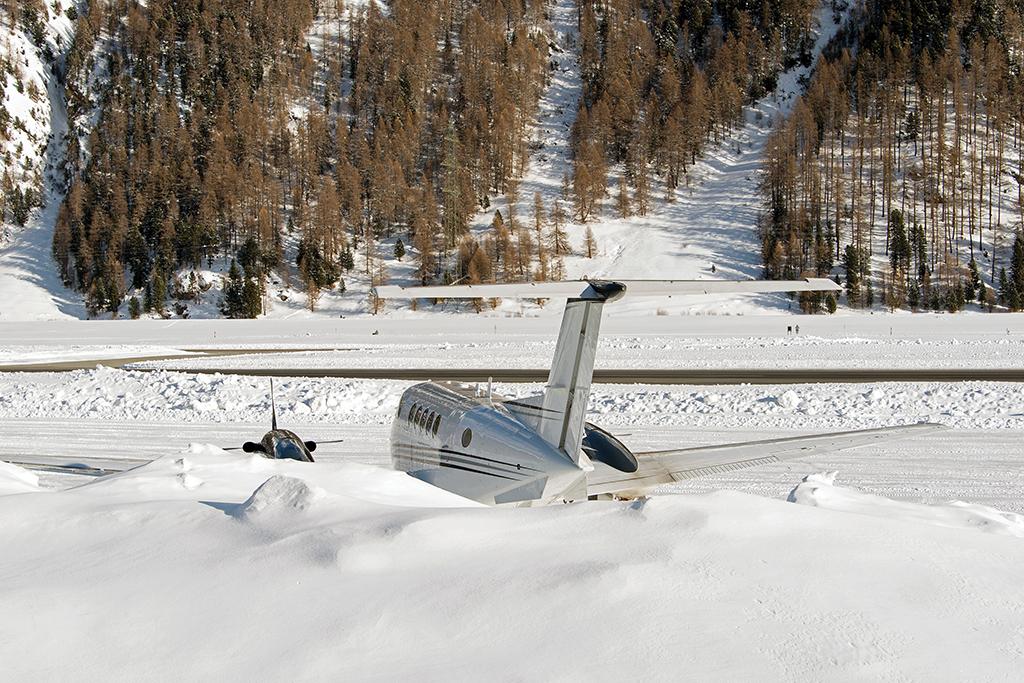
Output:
left=587, top=423, right=946, bottom=497
left=374, top=278, right=841, bottom=301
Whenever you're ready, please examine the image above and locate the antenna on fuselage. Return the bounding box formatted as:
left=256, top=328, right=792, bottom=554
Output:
left=270, top=378, right=278, bottom=431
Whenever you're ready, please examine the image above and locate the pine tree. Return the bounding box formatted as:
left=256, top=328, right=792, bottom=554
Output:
left=128, top=296, right=141, bottom=319
left=999, top=266, right=1012, bottom=307
left=908, top=281, right=920, bottom=310
left=86, top=279, right=106, bottom=318
left=242, top=278, right=262, bottom=318
left=843, top=245, right=863, bottom=306
left=968, top=258, right=982, bottom=300
left=888, top=209, right=910, bottom=281
left=151, top=272, right=167, bottom=315
left=1012, top=231, right=1024, bottom=300
left=222, top=260, right=245, bottom=318
left=340, top=246, right=355, bottom=272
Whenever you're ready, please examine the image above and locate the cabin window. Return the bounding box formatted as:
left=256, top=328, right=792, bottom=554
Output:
left=408, top=403, right=417, bottom=422
left=414, top=406, right=423, bottom=425
left=432, top=414, right=440, bottom=435
left=461, top=428, right=472, bottom=448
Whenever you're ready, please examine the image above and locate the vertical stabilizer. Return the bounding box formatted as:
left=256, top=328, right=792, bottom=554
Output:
left=537, top=282, right=625, bottom=463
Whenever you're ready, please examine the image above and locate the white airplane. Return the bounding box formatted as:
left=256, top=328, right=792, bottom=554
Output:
left=6, top=278, right=942, bottom=499
left=373, top=278, right=943, bottom=505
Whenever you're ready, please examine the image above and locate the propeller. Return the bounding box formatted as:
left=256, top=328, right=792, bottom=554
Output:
left=270, top=378, right=277, bottom=430
left=216, top=381, right=346, bottom=454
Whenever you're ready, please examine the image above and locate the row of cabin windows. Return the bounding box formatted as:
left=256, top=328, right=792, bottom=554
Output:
left=408, top=402, right=441, bottom=436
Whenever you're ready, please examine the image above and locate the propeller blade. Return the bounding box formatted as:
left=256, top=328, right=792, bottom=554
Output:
left=270, top=378, right=278, bottom=431
left=314, top=439, right=346, bottom=444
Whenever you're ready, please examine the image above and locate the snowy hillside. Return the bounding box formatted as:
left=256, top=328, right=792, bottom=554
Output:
left=0, top=0, right=850, bottom=321
left=1, top=0, right=1021, bottom=321
left=0, top=0, right=82, bottom=319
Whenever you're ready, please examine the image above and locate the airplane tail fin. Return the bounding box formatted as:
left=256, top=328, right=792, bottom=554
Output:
left=534, top=283, right=624, bottom=464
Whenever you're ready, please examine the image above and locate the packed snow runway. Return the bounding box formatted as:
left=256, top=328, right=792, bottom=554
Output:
left=2, top=318, right=1024, bottom=680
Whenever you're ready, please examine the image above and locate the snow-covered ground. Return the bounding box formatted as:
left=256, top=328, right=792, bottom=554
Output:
left=1, top=445, right=1023, bottom=680
left=2, top=309, right=1024, bottom=677
left=3, top=312, right=1024, bottom=369
left=4, top=367, right=1024, bottom=433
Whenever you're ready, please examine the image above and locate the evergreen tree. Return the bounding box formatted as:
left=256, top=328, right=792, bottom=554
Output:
left=339, top=247, right=354, bottom=272
left=128, top=296, right=141, bottom=319
left=1012, top=231, right=1024, bottom=300
left=86, top=279, right=106, bottom=318
left=221, top=260, right=245, bottom=318
left=908, top=281, right=920, bottom=310
left=968, top=257, right=982, bottom=298
left=242, top=278, right=262, bottom=318
left=888, top=209, right=910, bottom=281
left=999, top=267, right=1013, bottom=308
left=843, top=245, right=864, bottom=306
left=150, top=271, right=167, bottom=315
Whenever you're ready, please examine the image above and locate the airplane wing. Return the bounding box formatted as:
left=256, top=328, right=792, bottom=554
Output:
left=586, top=423, right=947, bottom=498
left=4, top=456, right=142, bottom=477
left=374, top=277, right=841, bottom=300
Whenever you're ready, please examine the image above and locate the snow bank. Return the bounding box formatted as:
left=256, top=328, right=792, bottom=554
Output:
left=0, top=461, right=40, bottom=495
left=234, top=475, right=326, bottom=519
left=789, top=471, right=1024, bottom=537
left=2, top=367, right=1024, bottom=432
left=0, top=455, right=1022, bottom=680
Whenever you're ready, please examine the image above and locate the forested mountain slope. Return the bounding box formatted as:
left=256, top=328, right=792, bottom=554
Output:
left=762, top=0, right=1024, bottom=313
left=1, top=0, right=1022, bottom=319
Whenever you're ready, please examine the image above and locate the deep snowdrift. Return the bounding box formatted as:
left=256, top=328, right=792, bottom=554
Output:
left=790, top=471, right=1024, bottom=537
left=1, top=447, right=1022, bottom=680
left=0, top=460, right=40, bottom=494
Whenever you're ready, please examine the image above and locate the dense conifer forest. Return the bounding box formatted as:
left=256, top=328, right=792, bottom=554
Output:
left=2, top=0, right=1023, bottom=316
left=761, top=0, right=1024, bottom=312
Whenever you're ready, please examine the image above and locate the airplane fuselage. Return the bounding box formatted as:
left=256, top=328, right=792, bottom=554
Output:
left=391, top=382, right=586, bottom=505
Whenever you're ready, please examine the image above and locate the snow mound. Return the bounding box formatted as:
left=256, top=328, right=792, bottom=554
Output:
left=789, top=472, right=1024, bottom=537
left=0, top=461, right=40, bottom=495
left=234, top=475, right=326, bottom=518
left=775, top=389, right=801, bottom=410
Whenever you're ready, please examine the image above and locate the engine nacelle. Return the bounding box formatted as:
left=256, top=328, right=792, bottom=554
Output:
left=581, top=422, right=638, bottom=473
